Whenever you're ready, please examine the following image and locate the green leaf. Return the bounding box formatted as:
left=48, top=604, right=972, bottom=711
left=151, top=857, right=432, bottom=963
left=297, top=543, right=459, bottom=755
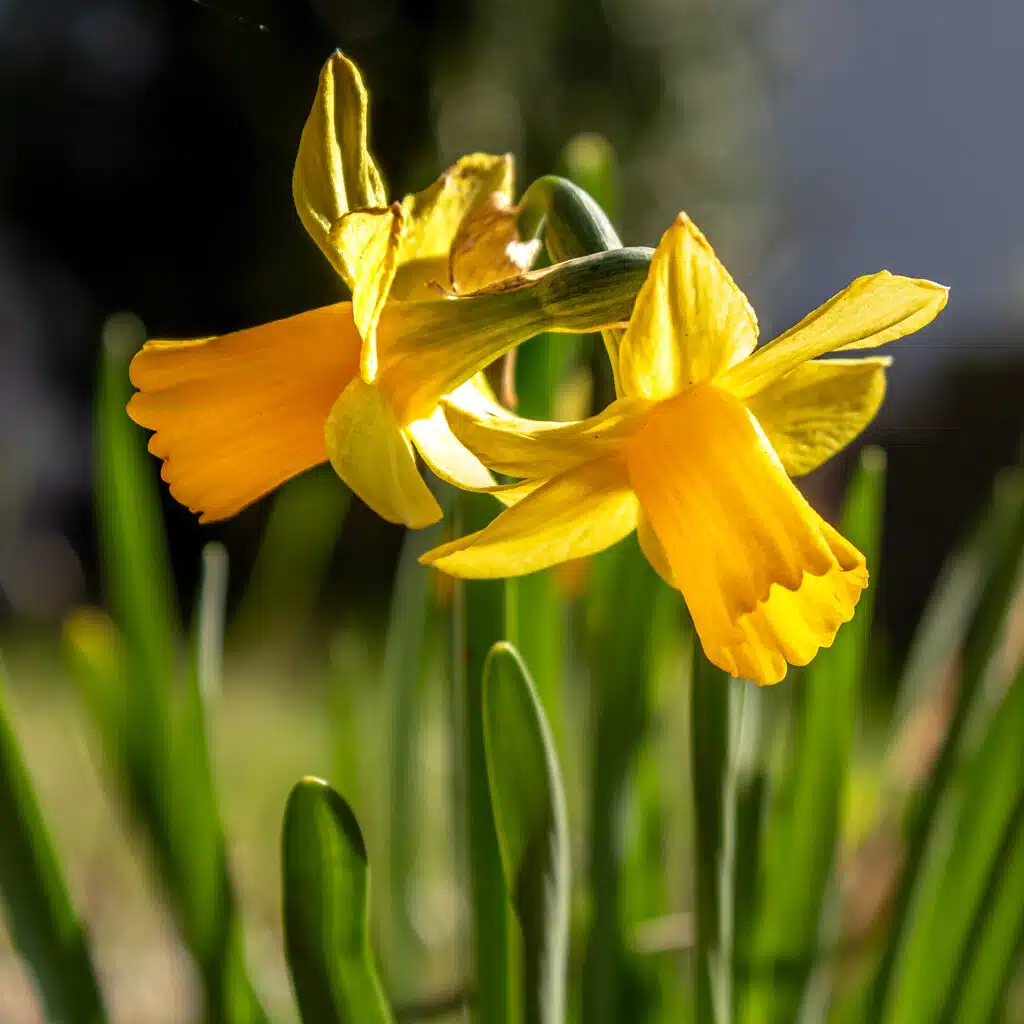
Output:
left=884, top=659, right=1024, bottom=1023
left=282, top=778, right=394, bottom=1024
left=869, top=470, right=1024, bottom=1021
left=483, top=643, right=570, bottom=1024
left=0, top=657, right=106, bottom=1024
left=582, top=538, right=661, bottom=1024
left=943, top=793, right=1024, bottom=1023
left=740, top=447, right=886, bottom=1023
left=454, top=490, right=515, bottom=1024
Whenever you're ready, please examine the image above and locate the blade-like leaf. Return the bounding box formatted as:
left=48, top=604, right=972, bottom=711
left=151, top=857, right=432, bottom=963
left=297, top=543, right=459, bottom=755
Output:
left=0, top=657, right=106, bottom=1024
left=869, top=470, right=1024, bottom=1021
left=283, top=778, right=393, bottom=1024
left=582, top=537, right=661, bottom=1024
left=740, top=447, right=886, bottom=1023
left=884, top=659, right=1024, bottom=1023
left=454, top=490, right=515, bottom=1024
left=484, top=642, right=570, bottom=1024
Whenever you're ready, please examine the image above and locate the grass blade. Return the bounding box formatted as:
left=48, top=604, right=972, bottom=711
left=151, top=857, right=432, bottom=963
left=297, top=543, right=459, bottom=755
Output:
left=868, top=470, right=1024, bottom=1021
left=740, top=448, right=886, bottom=1022
left=282, top=777, right=394, bottom=1024
left=483, top=642, right=571, bottom=1024
left=0, top=657, right=106, bottom=1023
left=885, top=658, right=1024, bottom=1023
left=582, top=538, right=661, bottom=1024
left=453, top=491, right=515, bottom=1024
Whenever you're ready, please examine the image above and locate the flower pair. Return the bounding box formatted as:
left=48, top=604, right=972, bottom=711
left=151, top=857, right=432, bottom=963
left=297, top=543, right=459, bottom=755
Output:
left=127, top=52, right=948, bottom=685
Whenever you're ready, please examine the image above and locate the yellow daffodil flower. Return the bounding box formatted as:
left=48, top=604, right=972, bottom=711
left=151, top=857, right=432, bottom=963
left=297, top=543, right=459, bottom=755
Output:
left=421, top=213, right=949, bottom=685
left=127, top=51, right=645, bottom=528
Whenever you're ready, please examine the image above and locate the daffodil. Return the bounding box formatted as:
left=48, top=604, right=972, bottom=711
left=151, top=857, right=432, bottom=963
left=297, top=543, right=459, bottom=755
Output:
left=421, top=214, right=948, bottom=685
left=126, top=52, right=648, bottom=528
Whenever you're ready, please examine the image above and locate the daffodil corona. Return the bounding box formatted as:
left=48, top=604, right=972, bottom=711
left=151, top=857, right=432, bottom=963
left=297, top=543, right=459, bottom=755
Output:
left=421, top=214, right=948, bottom=685
left=126, top=53, right=646, bottom=528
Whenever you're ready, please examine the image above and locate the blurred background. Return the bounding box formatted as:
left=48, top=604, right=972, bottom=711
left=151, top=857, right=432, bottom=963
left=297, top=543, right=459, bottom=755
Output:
left=0, top=0, right=1021, bottom=1020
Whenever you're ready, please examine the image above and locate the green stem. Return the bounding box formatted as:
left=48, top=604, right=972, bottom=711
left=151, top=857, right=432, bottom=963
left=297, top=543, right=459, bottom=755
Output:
left=454, top=491, right=515, bottom=1024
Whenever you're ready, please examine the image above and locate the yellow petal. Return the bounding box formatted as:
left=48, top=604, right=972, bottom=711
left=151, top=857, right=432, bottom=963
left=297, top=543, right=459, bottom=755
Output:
left=722, top=272, right=948, bottom=399
left=406, top=397, right=495, bottom=492
left=127, top=304, right=359, bottom=522
left=442, top=396, right=649, bottom=479
left=626, top=383, right=867, bottom=685
left=746, top=357, right=890, bottom=477
left=618, top=213, right=757, bottom=400
left=636, top=512, right=674, bottom=586
left=420, top=456, right=638, bottom=577
left=324, top=377, right=441, bottom=528
left=401, top=153, right=514, bottom=263
left=330, top=205, right=405, bottom=382
left=449, top=191, right=540, bottom=294
left=292, top=52, right=388, bottom=277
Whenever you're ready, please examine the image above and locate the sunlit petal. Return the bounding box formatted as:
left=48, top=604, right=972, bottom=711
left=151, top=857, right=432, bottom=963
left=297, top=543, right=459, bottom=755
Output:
left=747, top=357, right=891, bottom=477
left=292, top=51, right=387, bottom=277
left=618, top=213, right=757, bottom=400
left=626, top=383, right=866, bottom=685
left=406, top=408, right=495, bottom=490
left=449, top=191, right=540, bottom=294
left=324, top=377, right=442, bottom=528
left=722, top=272, right=948, bottom=399
left=442, top=396, right=648, bottom=479
left=127, top=305, right=359, bottom=522
left=330, top=205, right=405, bottom=382
left=421, top=456, right=638, bottom=577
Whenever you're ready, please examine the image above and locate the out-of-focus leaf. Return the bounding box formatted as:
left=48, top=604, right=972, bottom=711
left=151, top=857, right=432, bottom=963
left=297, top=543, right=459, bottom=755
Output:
left=868, top=470, right=1024, bottom=1021
left=230, top=466, right=350, bottom=654
left=740, top=447, right=886, bottom=1023
left=944, top=791, right=1024, bottom=1023
left=282, top=777, right=393, bottom=1024
left=483, top=642, right=570, bottom=1024
left=384, top=520, right=441, bottom=993
left=454, top=491, right=515, bottom=1024
left=690, top=641, right=744, bottom=1024
left=582, top=537, right=661, bottom=1024
left=96, top=313, right=177, bottom=765
left=0, top=657, right=106, bottom=1024
left=884, top=659, right=1024, bottom=1023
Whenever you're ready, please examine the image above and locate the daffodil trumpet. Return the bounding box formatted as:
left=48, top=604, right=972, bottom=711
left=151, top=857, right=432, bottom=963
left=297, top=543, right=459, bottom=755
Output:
left=421, top=213, right=948, bottom=686
left=127, top=47, right=652, bottom=529
left=127, top=246, right=652, bottom=529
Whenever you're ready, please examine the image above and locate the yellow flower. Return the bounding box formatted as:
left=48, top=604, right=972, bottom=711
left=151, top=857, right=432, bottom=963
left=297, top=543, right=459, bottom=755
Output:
left=126, top=52, right=644, bottom=528
left=421, top=214, right=949, bottom=685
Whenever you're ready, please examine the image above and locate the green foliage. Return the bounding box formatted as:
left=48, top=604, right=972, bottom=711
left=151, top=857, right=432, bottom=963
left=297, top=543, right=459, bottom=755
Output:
left=282, top=778, right=394, bottom=1024
left=0, top=659, right=106, bottom=1024
left=0, top=186, right=1021, bottom=1024
left=484, top=643, right=571, bottom=1024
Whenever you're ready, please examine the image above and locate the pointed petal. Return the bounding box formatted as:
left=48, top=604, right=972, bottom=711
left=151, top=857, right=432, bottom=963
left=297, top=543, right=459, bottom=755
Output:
left=420, top=456, right=638, bottom=577
left=442, top=396, right=648, bottom=479
left=292, top=52, right=388, bottom=277
left=626, top=383, right=867, bottom=685
left=722, top=272, right=948, bottom=399
left=330, top=205, right=405, bottom=382
left=325, top=377, right=441, bottom=528
left=747, top=356, right=890, bottom=477
left=127, top=305, right=359, bottom=522
left=401, top=153, right=514, bottom=264
left=618, top=213, right=757, bottom=400
left=406, top=407, right=495, bottom=490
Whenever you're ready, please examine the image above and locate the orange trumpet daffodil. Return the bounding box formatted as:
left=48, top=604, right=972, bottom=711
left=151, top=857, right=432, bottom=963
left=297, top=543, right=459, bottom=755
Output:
left=421, top=213, right=948, bottom=685
left=126, top=52, right=645, bottom=528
